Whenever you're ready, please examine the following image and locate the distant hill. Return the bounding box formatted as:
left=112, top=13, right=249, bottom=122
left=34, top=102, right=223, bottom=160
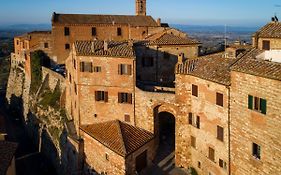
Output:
left=171, top=24, right=260, bottom=34
left=0, top=24, right=51, bottom=31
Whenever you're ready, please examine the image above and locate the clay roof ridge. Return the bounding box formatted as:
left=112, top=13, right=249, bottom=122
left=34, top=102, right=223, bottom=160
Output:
left=115, top=120, right=127, bottom=155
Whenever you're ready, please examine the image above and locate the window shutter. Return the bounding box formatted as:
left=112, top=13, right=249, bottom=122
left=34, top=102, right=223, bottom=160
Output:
left=128, top=65, right=132, bottom=75
left=80, top=62, right=84, bottom=72
left=104, top=92, right=108, bottom=102
left=118, top=93, right=121, bottom=103
left=118, top=64, right=121, bottom=75
left=248, top=95, right=253, bottom=109
left=128, top=93, right=132, bottom=104
left=95, top=91, right=98, bottom=101
left=188, top=113, right=193, bottom=125
left=260, top=98, right=267, bottom=115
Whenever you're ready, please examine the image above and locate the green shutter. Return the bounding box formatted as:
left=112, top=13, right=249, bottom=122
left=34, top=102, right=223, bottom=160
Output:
left=260, top=98, right=267, bottom=115
left=248, top=95, right=253, bottom=109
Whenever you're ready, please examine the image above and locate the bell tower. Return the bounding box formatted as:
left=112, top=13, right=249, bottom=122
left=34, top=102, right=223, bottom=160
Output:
left=136, top=0, right=146, bottom=16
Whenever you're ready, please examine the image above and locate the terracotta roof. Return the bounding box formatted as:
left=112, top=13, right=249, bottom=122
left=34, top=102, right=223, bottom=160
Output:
left=148, top=33, right=200, bottom=45
left=75, top=40, right=135, bottom=58
left=52, top=13, right=158, bottom=27
left=80, top=120, right=154, bottom=157
left=253, top=22, right=281, bottom=38
left=176, top=55, right=235, bottom=85
left=0, top=141, right=18, bottom=175
left=231, top=48, right=281, bottom=81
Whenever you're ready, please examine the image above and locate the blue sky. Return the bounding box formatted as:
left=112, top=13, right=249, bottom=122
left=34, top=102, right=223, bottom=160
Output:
left=1, top=0, right=281, bottom=26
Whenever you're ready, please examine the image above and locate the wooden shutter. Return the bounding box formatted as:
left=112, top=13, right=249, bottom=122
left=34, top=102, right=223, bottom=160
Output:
left=196, top=116, right=200, bottom=129
left=118, top=93, right=122, bottom=103
left=192, top=84, right=198, bottom=97
left=248, top=95, right=253, bottom=109
left=128, top=93, right=132, bottom=104
left=104, top=92, right=108, bottom=102
left=260, top=98, right=267, bottom=114
left=127, top=65, right=132, bottom=75
left=216, top=93, right=223, bottom=106
left=118, top=64, right=121, bottom=75
left=209, top=147, right=215, bottom=161
left=191, top=136, right=196, bottom=148
left=217, top=126, right=224, bottom=141
left=188, top=113, right=193, bottom=125
left=80, top=62, right=84, bottom=72
left=95, top=91, right=98, bottom=101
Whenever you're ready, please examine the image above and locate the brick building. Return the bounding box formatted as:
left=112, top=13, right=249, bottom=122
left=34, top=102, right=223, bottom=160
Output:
left=175, top=55, right=234, bottom=175
left=65, top=40, right=136, bottom=133
left=80, top=120, right=155, bottom=175
left=252, top=20, right=281, bottom=50
left=12, top=31, right=53, bottom=77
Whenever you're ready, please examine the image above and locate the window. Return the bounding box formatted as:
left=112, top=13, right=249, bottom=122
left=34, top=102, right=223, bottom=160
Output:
left=117, top=27, right=122, bottom=36
left=216, top=92, right=223, bottom=107
left=95, top=91, right=108, bottom=102
left=188, top=113, right=193, bottom=125
left=217, top=126, right=224, bottom=142
left=191, top=136, right=196, bottom=148
left=262, top=40, right=270, bottom=50
left=124, top=114, right=130, bottom=122
left=219, top=159, right=227, bottom=169
left=16, top=40, right=19, bottom=45
left=252, top=143, right=261, bottom=159
left=248, top=95, right=267, bottom=114
left=65, top=44, right=70, bottom=50
left=198, top=161, right=201, bottom=169
left=196, top=116, right=200, bottom=129
left=80, top=62, right=93, bottom=73
left=93, top=66, right=102, bottom=72
left=92, top=27, right=97, bottom=36
left=64, top=27, right=70, bottom=36
left=208, top=147, right=215, bottom=162
left=105, top=153, right=109, bottom=161
left=44, top=43, right=49, bottom=48
left=118, top=64, right=132, bottom=75
left=164, top=52, right=170, bottom=59
left=118, top=92, right=132, bottom=104
left=192, top=84, right=198, bottom=97
left=142, top=57, right=154, bottom=67
left=69, top=74, right=72, bottom=83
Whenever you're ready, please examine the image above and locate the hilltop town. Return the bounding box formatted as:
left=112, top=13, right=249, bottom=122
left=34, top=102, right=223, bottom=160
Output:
left=1, top=1, right=281, bottom=175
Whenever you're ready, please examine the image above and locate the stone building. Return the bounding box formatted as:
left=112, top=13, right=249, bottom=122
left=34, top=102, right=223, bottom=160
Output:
left=230, top=48, right=281, bottom=174
left=13, top=31, right=53, bottom=77
left=65, top=40, right=136, bottom=133
left=252, top=20, right=281, bottom=50
left=51, top=12, right=159, bottom=63
left=135, top=30, right=200, bottom=86
left=80, top=120, right=155, bottom=175
left=175, top=55, right=235, bottom=175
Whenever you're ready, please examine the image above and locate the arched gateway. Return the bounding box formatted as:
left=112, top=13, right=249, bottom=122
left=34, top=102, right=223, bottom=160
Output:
left=152, top=103, right=178, bottom=172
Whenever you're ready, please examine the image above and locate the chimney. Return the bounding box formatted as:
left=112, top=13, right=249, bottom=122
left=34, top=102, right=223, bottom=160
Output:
left=157, top=18, right=161, bottom=26
left=177, top=53, right=185, bottom=64
left=104, top=41, right=108, bottom=51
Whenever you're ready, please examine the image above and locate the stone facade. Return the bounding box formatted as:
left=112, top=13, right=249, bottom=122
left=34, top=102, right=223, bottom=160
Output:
left=230, top=71, right=281, bottom=175
left=175, top=74, right=229, bottom=175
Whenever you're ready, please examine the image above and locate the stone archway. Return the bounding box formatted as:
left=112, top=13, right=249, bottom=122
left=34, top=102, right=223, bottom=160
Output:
left=152, top=103, right=177, bottom=173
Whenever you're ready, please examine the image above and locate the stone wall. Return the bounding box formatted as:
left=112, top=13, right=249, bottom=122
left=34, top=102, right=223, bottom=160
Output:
left=81, top=130, right=126, bottom=175
left=230, top=71, right=281, bottom=175
left=175, top=74, right=229, bottom=175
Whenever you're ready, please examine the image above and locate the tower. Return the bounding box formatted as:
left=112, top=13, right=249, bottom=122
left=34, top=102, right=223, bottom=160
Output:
left=136, top=0, right=146, bottom=16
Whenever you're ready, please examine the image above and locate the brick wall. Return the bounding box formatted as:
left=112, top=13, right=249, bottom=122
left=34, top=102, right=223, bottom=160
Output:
left=230, top=71, right=281, bottom=174
left=175, top=74, right=229, bottom=175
